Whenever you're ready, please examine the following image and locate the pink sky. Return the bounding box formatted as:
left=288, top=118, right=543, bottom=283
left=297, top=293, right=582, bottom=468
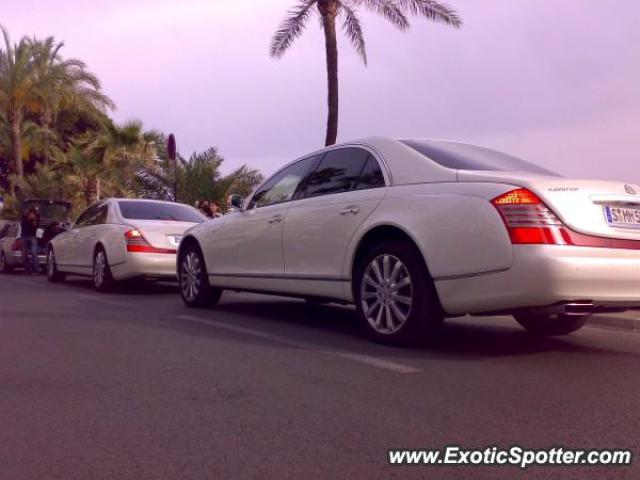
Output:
left=4, top=0, right=640, bottom=181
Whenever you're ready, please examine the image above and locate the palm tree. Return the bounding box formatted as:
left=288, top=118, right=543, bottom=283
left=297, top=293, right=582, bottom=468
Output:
left=28, top=36, right=115, bottom=165
left=136, top=141, right=263, bottom=208
left=0, top=25, right=37, bottom=194
left=68, top=120, right=160, bottom=206
left=271, top=0, right=462, bottom=146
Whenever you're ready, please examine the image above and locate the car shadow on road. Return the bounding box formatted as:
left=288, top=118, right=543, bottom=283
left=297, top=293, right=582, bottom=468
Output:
left=62, top=277, right=179, bottom=296
left=204, top=295, right=629, bottom=362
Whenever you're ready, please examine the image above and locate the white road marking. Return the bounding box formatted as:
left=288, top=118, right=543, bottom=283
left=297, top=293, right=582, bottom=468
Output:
left=177, top=314, right=421, bottom=374
left=75, top=292, right=136, bottom=308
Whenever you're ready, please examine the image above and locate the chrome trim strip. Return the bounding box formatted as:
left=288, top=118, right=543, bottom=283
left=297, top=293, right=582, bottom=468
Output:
left=209, top=272, right=350, bottom=282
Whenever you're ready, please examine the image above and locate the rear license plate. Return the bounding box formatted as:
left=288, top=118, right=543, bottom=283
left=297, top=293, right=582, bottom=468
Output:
left=604, top=205, right=640, bottom=229
left=167, top=235, right=182, bottom=247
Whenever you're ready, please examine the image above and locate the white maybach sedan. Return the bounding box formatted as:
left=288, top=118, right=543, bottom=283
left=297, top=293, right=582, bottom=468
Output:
left=177, top=137, right=640, bottom=344
left=47, top=198, right=206, bottom=291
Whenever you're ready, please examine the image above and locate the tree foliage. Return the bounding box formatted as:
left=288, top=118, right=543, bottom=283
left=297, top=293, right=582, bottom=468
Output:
left=0, top=26, right=263, bottom=219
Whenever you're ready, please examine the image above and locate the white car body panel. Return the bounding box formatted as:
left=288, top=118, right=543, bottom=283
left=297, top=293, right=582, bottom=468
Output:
left=283, top=187, right=386, bottom=279
left=183, top=137, right=640, bottom=316
left=203, top=204, right=286, bottom=276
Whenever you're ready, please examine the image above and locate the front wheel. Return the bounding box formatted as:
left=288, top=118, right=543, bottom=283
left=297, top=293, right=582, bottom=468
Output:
left=46, top=248, right=65, bottom=282
left=179, top=246, right=222, bottom=308
left=354, top=239, right=443, bottom=345
left=514, top=313, right=588, bottom=336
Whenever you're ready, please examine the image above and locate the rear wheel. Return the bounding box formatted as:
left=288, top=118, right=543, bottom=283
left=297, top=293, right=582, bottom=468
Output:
left=179, top=245, right=222, bottom=308
left=46, top=248, right=65, bottom=282
left=93, top=247, right=115, bottom=292
left=0, top=252, right=13, bottom=274
left=354, top=239, right=443, bottom=345
left=514, top=313, right=588, bottom=336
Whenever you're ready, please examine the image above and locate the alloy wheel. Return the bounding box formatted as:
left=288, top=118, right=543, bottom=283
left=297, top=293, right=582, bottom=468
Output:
left=360, top=254, right=413, bottom=335
left=94, top=250, right=106, bottom=288
left=47, top=250, right=55, bottom=278
left=181, top=251, right=202, bottom=302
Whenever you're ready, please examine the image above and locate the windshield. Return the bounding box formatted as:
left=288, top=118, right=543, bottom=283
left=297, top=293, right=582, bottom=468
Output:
left=401, top=139, right=559, bottom=176
left=118, top=201, right=206, bottom=223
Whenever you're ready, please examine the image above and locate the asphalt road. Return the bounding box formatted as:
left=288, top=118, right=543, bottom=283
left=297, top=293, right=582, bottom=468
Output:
left=1, top=274, right=639, bottom=480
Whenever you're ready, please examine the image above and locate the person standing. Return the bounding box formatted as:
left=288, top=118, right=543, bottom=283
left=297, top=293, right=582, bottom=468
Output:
left=20, top=207, right=40, bottom=275
left=210, top=202, right=223, bottom=219
left=199, top=200, right=213, bottom=219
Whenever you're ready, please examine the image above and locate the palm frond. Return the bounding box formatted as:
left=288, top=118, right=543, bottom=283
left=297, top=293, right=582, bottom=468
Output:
left=340, top=3, right=368, bottom=65
left=396, top=0, right=462, bottom=27
left=355, top=0, right=410, bottom=30
left=270, top=0, right=317, bottom=58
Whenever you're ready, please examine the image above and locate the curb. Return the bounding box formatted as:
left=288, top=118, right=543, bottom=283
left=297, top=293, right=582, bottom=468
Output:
left=588, top=313, right=640, bottom=333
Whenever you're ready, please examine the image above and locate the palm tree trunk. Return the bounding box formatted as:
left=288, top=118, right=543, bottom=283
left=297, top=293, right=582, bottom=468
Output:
left=85, top=177, right=97, bottom=206
left=10, top=116, right=23, bottom=196
left=320, top=2, right=339, bottom=146
left=41, top=110, right=53, bottom=166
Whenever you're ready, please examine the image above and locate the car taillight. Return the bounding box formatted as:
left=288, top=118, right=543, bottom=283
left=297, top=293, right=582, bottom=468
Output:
left=492, top=188, right=640, bottom=249
left=11, top=238, right=22, bottom=251
left=492, top=188, right=566, bottom=245
left=125, top=229, right=176, bottom=254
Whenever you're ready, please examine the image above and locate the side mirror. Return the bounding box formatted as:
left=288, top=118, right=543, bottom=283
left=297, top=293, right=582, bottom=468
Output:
left=229, top=194, right=244, bottom=210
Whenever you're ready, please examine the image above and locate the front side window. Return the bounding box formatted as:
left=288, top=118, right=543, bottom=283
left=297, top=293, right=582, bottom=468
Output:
left=118, top=201, right=205, bottom=223
left=304, top=147, right=371, bottom=198
left=249, top=155, right=320, bottom=209
left=75, top=204, right=101, bottom=228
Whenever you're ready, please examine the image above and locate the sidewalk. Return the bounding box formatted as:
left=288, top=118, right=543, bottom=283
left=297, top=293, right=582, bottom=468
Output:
left=588, top=311, right=640, bottom=333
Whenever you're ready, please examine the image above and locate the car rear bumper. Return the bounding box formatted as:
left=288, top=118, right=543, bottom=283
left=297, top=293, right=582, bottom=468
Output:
left=435, top=245, right=640, bottom=316
left=4, top=251, right=46, bottom=267
left=110, top=252, right=177, bottom=281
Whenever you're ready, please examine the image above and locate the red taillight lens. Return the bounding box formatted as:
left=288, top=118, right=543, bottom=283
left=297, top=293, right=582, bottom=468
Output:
left=125, top=229, right=176, bottom=254
left=492, top=188, right=565, bottom=245
left=11, top=239, right=22, bottom=251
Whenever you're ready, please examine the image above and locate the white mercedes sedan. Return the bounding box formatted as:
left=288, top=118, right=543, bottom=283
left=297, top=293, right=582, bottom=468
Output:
left=47, top=198, right=206, bottom=291
left=177, top=137, right=640, bottom=344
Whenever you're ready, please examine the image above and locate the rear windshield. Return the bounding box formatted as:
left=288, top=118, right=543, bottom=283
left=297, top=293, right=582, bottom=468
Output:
left=401, top=140, right=559, bottom=176
left=118, top=201, right=205, bottom=223
left=22, top=202, right=71, bottom=222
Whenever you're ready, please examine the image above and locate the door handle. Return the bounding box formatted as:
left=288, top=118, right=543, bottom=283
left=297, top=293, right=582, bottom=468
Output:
left=340, top=205, right=360, bottom=216
left=268, top=215, right=283, bottom=224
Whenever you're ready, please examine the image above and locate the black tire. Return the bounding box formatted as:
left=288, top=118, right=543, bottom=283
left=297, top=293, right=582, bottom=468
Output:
left=93, top=247, right=115, bottom=292
left=353, top=239, right=443, bottom=345
left=46, top=247, right=66, bottom=282
left=179, top=244, right=222, bottom=308
left=0, top=252, right=13, bottom=274
left=514, top=313, right=588, bottom=336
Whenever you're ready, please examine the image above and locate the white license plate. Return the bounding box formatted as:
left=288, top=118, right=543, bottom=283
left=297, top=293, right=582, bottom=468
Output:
left=604, top=205, right=640, bottom=229
left=167, top=235, right=182, bottom=247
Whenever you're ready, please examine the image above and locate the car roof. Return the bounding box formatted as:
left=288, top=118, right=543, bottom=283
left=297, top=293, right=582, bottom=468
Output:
left=262, top=136, right=458, bottom=188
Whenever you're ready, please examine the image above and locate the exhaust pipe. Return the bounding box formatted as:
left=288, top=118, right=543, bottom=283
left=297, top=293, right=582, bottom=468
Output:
left=563, top=301, right=594, bottom=316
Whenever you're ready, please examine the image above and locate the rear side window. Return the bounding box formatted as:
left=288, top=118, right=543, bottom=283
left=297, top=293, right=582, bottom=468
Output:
left=249, top=155, right=320, bottom=209
left=354, top=156, right=385, bottom=190
left=119, top=201, right=205, bottom=223
left=401, top=139, right=559, bottom=176
left=304, top=147, right=371, bottom=198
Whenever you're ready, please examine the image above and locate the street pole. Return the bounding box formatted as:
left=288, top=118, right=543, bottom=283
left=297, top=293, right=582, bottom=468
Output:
left=167, top=134, right=177, bottom=202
